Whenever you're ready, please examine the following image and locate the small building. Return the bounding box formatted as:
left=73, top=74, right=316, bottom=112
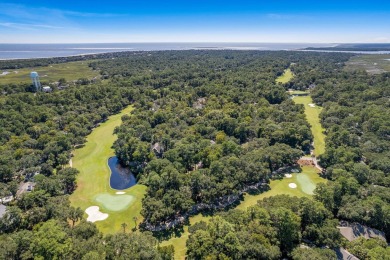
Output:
left=152, top=143, right=164, bottom=157
left=42, top=86, right=52, bottom=93
left=0, top=204, right=6, bottom=218
left=337, top=221, right=387, bottom=242
left=335, top=247, right=359, bottom=260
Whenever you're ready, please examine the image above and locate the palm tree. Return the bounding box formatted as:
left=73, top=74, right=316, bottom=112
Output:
left=68, top=207, right=83, bottom=228
left=132, top=216, right=138, bottom=229
left=121, top=222, right=127, bottom=233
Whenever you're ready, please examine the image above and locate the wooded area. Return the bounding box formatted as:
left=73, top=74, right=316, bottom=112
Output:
left=1, top=50, right=389, bottom=259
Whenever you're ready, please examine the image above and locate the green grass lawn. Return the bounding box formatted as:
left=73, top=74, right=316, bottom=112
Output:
left=163, top=93, right=327, bottom=260
left=292, top=96, right=326, bottom=157
left=162, top=166, right=326, bottom=259
left=276, top=68, right=294, bottom=83
left=69, top=105, right=147, bottom=234
left=0, top=61, right=99, bottom=85
left=236, top=166, right=325, bottom=210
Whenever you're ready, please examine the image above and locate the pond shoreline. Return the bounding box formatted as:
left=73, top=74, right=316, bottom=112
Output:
left=108, top=156, right=137, bottom=190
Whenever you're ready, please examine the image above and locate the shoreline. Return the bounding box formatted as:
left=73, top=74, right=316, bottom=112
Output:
left=2, top=49, right=390, bottom=61
left=0, top=50, right=133, bottom=61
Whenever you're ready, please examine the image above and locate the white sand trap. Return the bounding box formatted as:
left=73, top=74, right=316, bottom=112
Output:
left=285, top=174, right=292, bottom=178
left=308, top=104, right=316, bottom=108
left=116, top=191, right=126, bottom=195
left=289, top=183, right=297, bottom=189
left=85, top=206, right=108, bottom=223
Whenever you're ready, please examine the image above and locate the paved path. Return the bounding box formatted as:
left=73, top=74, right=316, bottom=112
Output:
left=312, top=157, right=323, bottom=172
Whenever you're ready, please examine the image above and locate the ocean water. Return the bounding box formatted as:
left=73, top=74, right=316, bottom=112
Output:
left=0, top=43, right=331, bottom=60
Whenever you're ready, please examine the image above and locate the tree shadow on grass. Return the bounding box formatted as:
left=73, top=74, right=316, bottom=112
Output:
left=152, top=225, right=186, bottom=242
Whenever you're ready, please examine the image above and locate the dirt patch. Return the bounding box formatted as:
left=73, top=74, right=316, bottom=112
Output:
left=298, top=157, right=315, bottom=166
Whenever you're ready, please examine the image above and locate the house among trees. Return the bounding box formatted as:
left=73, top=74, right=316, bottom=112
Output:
left=0, top=204, right=6, bottom=218
left=151, top=142, right=164, bottom=157
left=337, top=221, right=387, bottom=242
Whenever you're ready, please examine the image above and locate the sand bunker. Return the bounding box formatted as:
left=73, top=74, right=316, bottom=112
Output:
left=289, top=183, right=297, bottom=189
left=85, top=206, right=108, bottom=223
left=285, top=174, right=292, bottom=178
left=308, top=104, right=316, bottom=108
left=116, top=191, right=126, bottom=195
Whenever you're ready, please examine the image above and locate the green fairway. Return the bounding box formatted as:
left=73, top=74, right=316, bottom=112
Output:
left=69, top=105, right=147, bottom=234
left=292, top=95, right=326, bottom=156
left=236, top=166, right=325, bottom=210
left=0, top=61, right=99, bottom=85
left=163, top=93, right=327, bottom=260
left=160, top=214, right=212, bottom=259
left=163, top=165, right=326, bottom=259
left=276, top=68, right=294, bottom=83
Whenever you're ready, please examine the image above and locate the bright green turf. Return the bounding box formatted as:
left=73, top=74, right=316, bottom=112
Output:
left=276, top=68, right=294, bottom=83
left=160, top=214, right=212, bottom=259
left=69, top=105, right=147, bottom=234
left=236, top=166, right=325, bottom=210
left=163, top=165, right=326, bottom=259
left=296, top=172, right=317, bottom=195
left=0, top=61, right=99, bottom=85
left=163, top=93, right=327, bottom=260
left=293, top=96, right=326, bottom=157
left=95, top=193, right=135, bottom=212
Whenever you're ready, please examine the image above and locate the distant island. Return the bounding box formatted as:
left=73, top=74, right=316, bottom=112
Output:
left=305, top=43, right=390, bottom=52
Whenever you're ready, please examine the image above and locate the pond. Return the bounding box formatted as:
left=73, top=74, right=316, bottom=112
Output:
left=108, top=156, right=137, bottom=190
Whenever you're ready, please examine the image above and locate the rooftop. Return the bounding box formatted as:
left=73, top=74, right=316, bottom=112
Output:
left=0, top=204, right=6, bottom=218
left=338, top=221, right=387, bottom=242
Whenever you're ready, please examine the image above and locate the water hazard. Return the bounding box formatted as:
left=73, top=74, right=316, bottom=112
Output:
left=108, top=156, right=137, bottom=190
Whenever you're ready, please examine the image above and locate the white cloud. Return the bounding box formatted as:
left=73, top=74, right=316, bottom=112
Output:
left=0, top=3, right=124, bottom=33
left=0, top=22, right=64, bottom=30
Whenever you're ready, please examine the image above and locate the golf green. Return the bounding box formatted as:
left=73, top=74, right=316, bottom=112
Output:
left=70, top=105, right=147, bottom=234
left=95, top=193, right=135, bottom=212
left=296, top=173, right=316, bottom=195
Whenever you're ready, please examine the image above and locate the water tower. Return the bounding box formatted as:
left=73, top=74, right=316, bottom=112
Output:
left=30, top=71, right=41, bottom=91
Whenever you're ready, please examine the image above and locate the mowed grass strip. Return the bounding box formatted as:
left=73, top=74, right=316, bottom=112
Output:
left=0, top=61, right=99, bottom=84
left=293, top=95, right=326, bottom=156
left=164, top=93, right=327, bottom=260
left=163, top=165, right=326, bottom=259
left=69, top=105, right=147, bottom=234
left=236, top=166, right=325, bottom=210
left=276, top=68, right=294, bottom=83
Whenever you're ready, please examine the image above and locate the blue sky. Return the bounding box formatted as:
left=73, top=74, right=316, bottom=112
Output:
left=0, top=1, right=389, bottom=43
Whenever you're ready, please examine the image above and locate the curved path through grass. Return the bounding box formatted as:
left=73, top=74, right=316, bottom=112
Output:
left=69, top=105, right=147, bottom=234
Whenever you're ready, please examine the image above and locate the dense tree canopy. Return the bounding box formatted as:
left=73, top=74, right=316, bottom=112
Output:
left=1, top=50, right=389, bottom=259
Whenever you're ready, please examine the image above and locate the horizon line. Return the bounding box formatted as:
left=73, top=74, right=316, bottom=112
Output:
left=0, top=41, right=358, bottom=44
